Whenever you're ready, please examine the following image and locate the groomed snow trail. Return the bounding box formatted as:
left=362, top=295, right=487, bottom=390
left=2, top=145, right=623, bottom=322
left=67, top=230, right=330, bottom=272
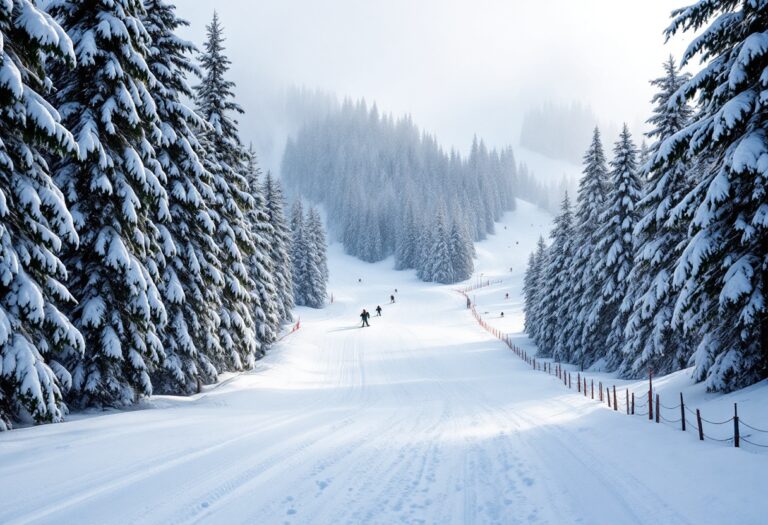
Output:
left=1, top=201, right=766, bottom=525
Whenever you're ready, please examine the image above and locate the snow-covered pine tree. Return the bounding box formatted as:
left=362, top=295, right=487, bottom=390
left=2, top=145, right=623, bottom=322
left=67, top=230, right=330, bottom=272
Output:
left=542, top=193, right=574, bottom=360
left=50, top=0, right=169, bottom=407
left=564, top=128, right=609, bottom=366
left=591, top=125, right=641, bottom=367
left=526, top=236, right=549, bottom=345
left=394, top=203, right=418, bottom=271
left=620, top=56, right=693, bottom=378
left=290, top=199, right=304, bottom=234
left=143, top=0, right=223, bottom=395
left=304, top=206, right=328, bottom=307
left=428, top=208, right=454, bottom=284
left=263, top=172, right=294, bottom=322
left=0, top=0, right=84, bottom=428
left=195, top=11, right=258, bottom=371
left=660, top=1, right=768, bottom=390
left=243, top=146, right=279, bottom=348
left=290, top=200, right=309, bottom=306
left=523, top=252, right=538, bottom=334
left=415, top=219, right=433, bottom=282
left=449, top=220, right=474, bottom=282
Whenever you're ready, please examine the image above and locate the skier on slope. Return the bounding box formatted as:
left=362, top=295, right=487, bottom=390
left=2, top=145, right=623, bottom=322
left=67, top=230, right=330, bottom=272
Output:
left=390, top=294, right=395, bottom=304
left=375, top=305, right=382, bottom=316
left=360, top=309, right=370, bottom=327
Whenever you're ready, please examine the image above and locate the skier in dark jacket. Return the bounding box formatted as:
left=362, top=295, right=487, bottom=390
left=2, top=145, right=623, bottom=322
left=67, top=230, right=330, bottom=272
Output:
left=375, top=305, right=382, bottom=316
left=390, top=294, right=395, bottom=304
left=361, top=309, right=370, bottom=327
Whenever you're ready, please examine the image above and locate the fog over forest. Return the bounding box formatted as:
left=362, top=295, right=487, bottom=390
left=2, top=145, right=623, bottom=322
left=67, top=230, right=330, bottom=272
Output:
left=174, top=1, right=688, bottom=174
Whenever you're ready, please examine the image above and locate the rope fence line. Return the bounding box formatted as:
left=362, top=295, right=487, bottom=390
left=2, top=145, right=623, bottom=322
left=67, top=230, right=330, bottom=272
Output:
left=455, top=288, right=768, bottom=452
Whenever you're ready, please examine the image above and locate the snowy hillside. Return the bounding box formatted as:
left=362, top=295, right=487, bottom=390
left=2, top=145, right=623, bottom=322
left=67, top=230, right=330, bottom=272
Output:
left=1, top=199, right=766, bottom=525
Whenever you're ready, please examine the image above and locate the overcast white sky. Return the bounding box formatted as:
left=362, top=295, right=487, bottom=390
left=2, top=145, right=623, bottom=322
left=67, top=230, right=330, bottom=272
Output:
left=176, top=1, right=690, bottom=165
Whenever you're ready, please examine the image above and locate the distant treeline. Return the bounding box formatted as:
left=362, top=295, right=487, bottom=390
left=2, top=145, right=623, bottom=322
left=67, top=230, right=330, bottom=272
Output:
left=281, top=101, right=554, bottom=282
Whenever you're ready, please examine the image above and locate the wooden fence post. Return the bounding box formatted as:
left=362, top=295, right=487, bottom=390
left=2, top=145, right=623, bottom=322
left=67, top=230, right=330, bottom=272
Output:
left=607, top=388, right=611, bottom=408
left=648, top=368, right=654, bottom=422
left=655, top=394, right=660, bottom=423
left=613, top=386, right=618, bottom=411
left=625, top=389, right=629, bottom=414
left=648, top=388, right=653, bottom=421
left=591, top=380, right=594, bottom=400
left=631, top=392, right=635, bottom=415
left=584, top=378, right=587, bottom=397
left=599, top=382, right=603, bottom=402
left=568, top=373, right=571, bottom=389
left=577, top=373, right=581, bottom=393
left=734, top=403, right=740, bottom=448
left=680, top=393, right=686, bottom=432
left=696, top=409, right=704, bottom=440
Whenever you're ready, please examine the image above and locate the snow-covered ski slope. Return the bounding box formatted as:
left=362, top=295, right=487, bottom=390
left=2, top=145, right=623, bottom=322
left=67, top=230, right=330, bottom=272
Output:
left=1, top=200, right=767, bottom=525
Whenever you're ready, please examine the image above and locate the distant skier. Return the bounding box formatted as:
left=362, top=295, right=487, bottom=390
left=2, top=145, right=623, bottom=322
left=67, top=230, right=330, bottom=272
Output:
left=501, top=312, right=505, bottom=318
left=395, top=288, right=398, bottom=294
left=390, top=294, right=395, bottom=304
left=360, top=309, right=370, bottom=327
left=375, top=305, right=382, bottom=316
left=358, top=278, right=362, bottom=283
left=505, top=293, right=509, bottom=300
left=466, top=297, right=471, bottom=309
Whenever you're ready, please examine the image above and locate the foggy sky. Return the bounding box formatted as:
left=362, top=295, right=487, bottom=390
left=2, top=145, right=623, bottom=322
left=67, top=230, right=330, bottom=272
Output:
left=176, top=1, right=689, bottom=170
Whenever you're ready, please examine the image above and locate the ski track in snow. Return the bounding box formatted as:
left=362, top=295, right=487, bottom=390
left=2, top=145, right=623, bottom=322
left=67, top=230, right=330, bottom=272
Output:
left=1, top=200, right=766, bottom=525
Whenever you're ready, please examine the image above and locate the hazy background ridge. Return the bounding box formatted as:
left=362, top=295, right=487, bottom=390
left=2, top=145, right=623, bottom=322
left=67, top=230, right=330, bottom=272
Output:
left=176, top=1, right=688, bottom=174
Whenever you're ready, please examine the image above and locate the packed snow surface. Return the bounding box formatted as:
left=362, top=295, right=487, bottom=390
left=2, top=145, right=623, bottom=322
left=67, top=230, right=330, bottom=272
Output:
left=1, top=200, right=767, bottom=525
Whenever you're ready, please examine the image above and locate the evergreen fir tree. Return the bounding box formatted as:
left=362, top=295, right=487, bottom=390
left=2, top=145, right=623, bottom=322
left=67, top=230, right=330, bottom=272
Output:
left=621, top=56, right=693, bottom=378
left=50, top=0, right=168, bottom=406
left=528, top=236, right=549, bottom=346
left=428, top=208, right=454, bottom=284
left=304, top=207, right=328, bottom=307
left=415, top=220, right=433, bottom=282
left=243, top=147, right=279, bottom=348
left=394, top=204, right=417, bottom=271
left=541, top=193, right=574, bottom=360
left=194, top=12, right=258, bottom=371
left=523, top=252, right=538, bottom=334
left=591, top=125, right=641, bottom=367
left=662, top=1, right=768, bottom=390
left=564, top=128, right=609, bottom=365
left=290, top=201, right=308, bottom=306
left=449, top=221, right=474, bottom=282
left=143, top=0, right=222, bottom=394
left=263, top=173, right=294, bottom=322
left=0, top=0, right=84, bottom=428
